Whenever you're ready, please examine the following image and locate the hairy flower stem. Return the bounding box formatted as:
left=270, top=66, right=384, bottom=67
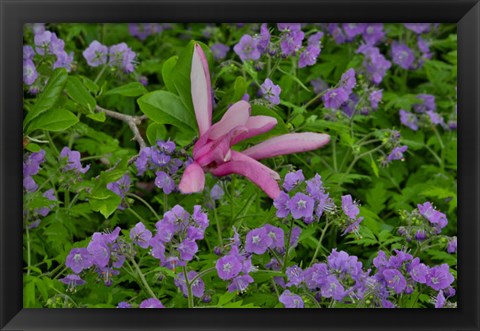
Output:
left=310, top=220, right=330, bottom=266
left=95, top=105, right=147, bottom=149
left=344, top=142, right=389, bottom=177
left=25, top=225, right=32, bottom=276
left=282, top=217, right=295, bottom=275
left=183, top=266, right=194, bottom=308
left=126, top=192, right=160, bottom=219
left=130, top=257, right=157, bottom=299
left=190, top=267, right=216, bottom=285
left=213, top=207, right=223, bottom=247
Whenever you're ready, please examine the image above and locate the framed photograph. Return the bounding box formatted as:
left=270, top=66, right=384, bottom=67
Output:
left=1, top=0, right=479, bottom=330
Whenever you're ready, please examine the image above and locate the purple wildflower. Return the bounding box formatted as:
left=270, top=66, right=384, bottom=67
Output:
left=404, top=23, right=431, bottom=34
left=391, top=43, right=415, bottom=69
left=263, top=224, right=285, bottom=250
left=278, top=25, right=304, bottom=56
left=245, top=227, right=273, bottom=254
left=59, top=147, right=90, bottom=174
left=357, top=45, right=391, bottom=85
left=109, top=43, right=136, bottom=73
left=210, top=43, right=229, bottom=60
left=130, top=222, right=152, bottom=249
left=286, top=265, right=304, bottom=287
left=210, top=183, right=224, bottom=200
left=53, top=50, right=73, bottom=71
left=408, top=258, right=429, bottom=284
left=425, top=264, right=454, bottom=291
left=273, top=191, right=290, bottom=218
left=320, top=275, right=345, bottom=301
left=59, top=274, right=86, bottom=291
left=369, top=89, right=383, bottom=110
left=23, top=60, right=38, bottom=86
left=260, top=78, right=281, bottom=105
left=323, top=88, right=349, bottom=109
left=228, top=274, right=254, bottom=293
left=413, top=94, right=436, bottom=113
left=435, top=290, right=446, bottom=308
left=107, top=174, right=131, bottom=199
left=65, top=248, right=93, bottom=274
left=447, top=237, right=457, bottom=254
left=287, top=192, right=315, bottom=220
left=83, top=40, right=108, bottom=67
left=279, top=290, right=304, bottom=308
left=342, top=195, right=360, bottom=219
left=154, top=171, right=175, bottom=194
left=342, top=23, right=366, bottom=40
left=216, top=254, right=242, bottom=280
left=117, top=302, right=131, bottom=308
left=34, top=31, right=52, bottom=55
left=308, top=31, right=324, bottom=46
left=256, top=23, right=271, bottom=53
left=426, top=111, right=445, bottom=126
left=340, top=68, right=356, bottom=93
left=417, top=202, right=448, bottom=231
left=175, top=271, right=205, bottom=298
left=387, top=145, right=408, bottom=162
left=362, top=24, right=385, bottom=45
left=399, top=109, right=419, bottom=131
left=233, top=35, right=261, bottom=62
left=383, top=269, right=407, bottom=294
left=283, top=170, right=305, bottom=192
left=298, top=45, right=321, bottom=68
left=178, top=239, right=198, bottom=261
left=139, top=298, right=164, bottom=308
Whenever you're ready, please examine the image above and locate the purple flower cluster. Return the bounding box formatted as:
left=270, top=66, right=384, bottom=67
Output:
left=278, top=23, right=305, bottom=57
left=386, top=145, right=408, bottom=163
left=59, top=274, right=86, bottom=292
left=23, top=150, right=46, bottom=192
left=175, top=270, right=205, bottom=298
left=149, top=205, right=209, bottom=269
left=135, top=140, right=183, bottom=194
left=128, top=23, right=168, bottom=40
left=233, top=24, right=270, bottom=62
left=341, top=195, right=364, bottom=235
left=59, top=147, right=90, bottom=174
left=404, top=23, right=431, bottom=34
left=391, top=42, right=415, bottom=70
left=322, top=68, right=356, bottom=110
left=327, top=23, right=385, bottom=46
left=211, top=43, right=230, bottom=61
left=107, top=174, right=131, bottom=204
left=32, top=188, right=57, bottom=221
left=399, top=94, right=448, bottom=130
left=356, top=45, right=392, bottom=85
left=274, top=172, right=334, bottom=224
left=65, top=227, right=125, bottom=285
left=83, top=40, right=137, bottom=73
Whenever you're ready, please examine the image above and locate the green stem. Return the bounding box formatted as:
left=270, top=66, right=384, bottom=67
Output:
left=26, top=225, right=31, bottom=276
left=332, top=138, right=338, bottom=172
left=282, top=217, right=295, bottom=275
left=130, top=257, right=157, bottom=299
left=126, top=193, right=160, bottom=219
left=189, top=267, right=216, bottom=287
left=310, top=220, right=330, bottom=266
left=127, top=207, right=147, bottom=223
left=94, top=65, right=108, bottom=85
left=213, top=207, right=223, bottom=247
left=183, top=266, right=194, bottom=308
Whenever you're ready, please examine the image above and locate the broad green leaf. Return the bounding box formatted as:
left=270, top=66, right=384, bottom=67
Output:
left=88, top=192, right=122, bottom=219
left=65, top=76, right=97, bottom=111
left=24, top=68, right=68, bottom=128
left=27, top=108, right=79, bottom=133
left=87, top=111, right=106, bottom=122
left=103, top=82, right=148, bottom=97
left=146, top=122, right=167, bottom=145
left=138, top=90, right=197, bottom=132
left=162, top=55, right=179, bottom=93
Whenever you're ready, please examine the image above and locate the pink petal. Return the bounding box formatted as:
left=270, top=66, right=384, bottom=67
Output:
left=231, top=115, right=278, bottom=145
left=191, top=44, right=212, bottom=136
left=178, top=162, right=206, bottom=194
left=208, top=100, right=251, bottom=140
left=210, top=151, right=281, bottom=199
left=242, top=133, right=330, bottom=160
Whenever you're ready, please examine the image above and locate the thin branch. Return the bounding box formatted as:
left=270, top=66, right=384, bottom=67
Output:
left=95, top=105, right=147, bottom=149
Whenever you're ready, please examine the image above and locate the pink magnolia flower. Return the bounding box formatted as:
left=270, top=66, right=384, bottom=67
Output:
left=179, top=44, right=330, bottom=199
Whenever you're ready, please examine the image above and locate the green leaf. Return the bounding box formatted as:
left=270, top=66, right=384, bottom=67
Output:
left=89, top=192, right=122, bottom=219
left=24, top=68, right=68, bottom=128
left=65, top=76, right=97, bottom=112
left=87, top=111, right=106, bottom=122
left=162, top=56, right=179, bottom=93
left=27, top=108, right=79, bottom=133
left=217, top=292, right=236, bottom=306
left=103, top=82, right=148, bottom=97
left=138, top=90, right=197, bottom=132
left=146, top=122, right=167, bottom=145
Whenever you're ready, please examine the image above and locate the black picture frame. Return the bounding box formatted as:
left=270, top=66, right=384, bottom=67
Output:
left=1, top=0, right=479, bottom=330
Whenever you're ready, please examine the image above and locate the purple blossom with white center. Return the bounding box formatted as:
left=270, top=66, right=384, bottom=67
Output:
left=279, top=290, right=304, bottom=308
left=24, top=150, right=45, bottom=177
left=283, top=170, right=305, bottom=192
left=139, top=298, right=164, bottom=308
left=308, top=31, right=324, bottom=46
left=357, top=45, right=392, bottom=85
left=59, top=147, right=90, bottom=174
left=151, top=149, right=171, bottom=166
left=87, top=240, right=110, bottom=268
left=323, top=88, right=349, bottom=109
left=34, top=31, right=52, bottom=55
left=413, top=94, right=436, bottom=113
left=130, top=222, right=152, bottom=249
left=117, top=302, right=131, bottom=308
left=383, top=268, right=407, bottom=294
left=298, top=45, right=321, bottom=68
left=178, top=239, right=198, bottom=261
left=408, top=257, right=429, bottom=284
left=425, top=264, right=454, bottom=291
left=65, top=248, right=93, bottom=274
left=342, top=23, right=366, bottom=40
left=149, top=235, right=166, bottom=260
left=391, top=43, right=415, bottom=69
left=211, top=43, right=229, bottom=60
left=303, top=263, right=329, bottom=290
left=362, top=24, right=385, bottom=45
left=233, top=35, right=261, bottom=62
left=305, top=174, right=323, bottom=200
left=245, top=227, right=272, bottom=254
left=228, top=274, right=254, bottom=293
left=399, top=109, right=419, bottom=131
left=404, top=23, right=431, bottom=34
left=263, top=224, right=285, bottom=250
left=109, top=43, right=136, bottom=73
left=216, top=254, right=243, bottom=280
left=426, top=111, right=445, bottom=126
left=273, top=191, right=290, bottom=218
left=342, top=195, right=360, bottom=219
left=279, top=29, right=305, bottom=56
left=260, top=78, right=281, bottom=105
left=340, top=68, right=356, bottom=93
left=287, top=192, right=315, bottom=220
left=286, top=265, right=304, bottom=287
left=175, top=271, right=205, bottom=298
left=59, top=274, right=86, bottom=291
left=49, top=33, right=65, bottom=55
left=107, top=174, right=131, bottom=199
left=23, top=60, right=38, bottom=86
left=83, top=40, right=108, bottom=67
left=23, top=45, right=35, bottom=61
left=387, top=145, right=408, bottom=162
left=53, top=50, right=74, bottom=71
left=320, top=275, right=345, bottom=301
left=369, top=89, right=383, bottom=110
left=417, top=202, right=448, bottom=231
left=158, top=140, right=176, bottom=153
left=256, top=23, right=271, bottom=53
left=447, top=237, right=457, bottom=254
left=154, top=171, right=175, bottom=194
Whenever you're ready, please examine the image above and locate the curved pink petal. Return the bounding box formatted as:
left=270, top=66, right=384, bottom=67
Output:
left=178, top=162, right=206, bottom=194
left=191, top=44, right=212, bottom=136
left=242, top=132, right=330, bottom=160
left=231, top=115, right=278, bottom=145
left=210, top=151, right=281, bottom=199
left=208, top=100, right=251, bottom=140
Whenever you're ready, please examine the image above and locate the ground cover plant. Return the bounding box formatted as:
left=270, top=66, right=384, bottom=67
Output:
left=23, top=23, right=457, bottom=308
